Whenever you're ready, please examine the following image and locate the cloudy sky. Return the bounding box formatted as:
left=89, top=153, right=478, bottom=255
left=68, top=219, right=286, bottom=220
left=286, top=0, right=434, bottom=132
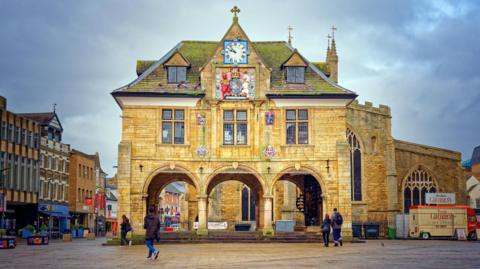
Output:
left=0, top=0, right=479, bottom=175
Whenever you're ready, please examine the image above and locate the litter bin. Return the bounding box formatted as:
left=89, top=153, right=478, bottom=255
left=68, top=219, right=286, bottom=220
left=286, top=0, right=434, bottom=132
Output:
left=352, top=223, right=363, bottom=238
left=363, top=223, right=380, bottom=239
left=387, top=226, right=396, bottom=240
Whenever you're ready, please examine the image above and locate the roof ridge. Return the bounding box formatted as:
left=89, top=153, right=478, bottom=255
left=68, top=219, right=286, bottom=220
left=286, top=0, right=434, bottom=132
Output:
left=182, top=40, right=218, bottom=44
left=252, top=41, right=287, bottom=44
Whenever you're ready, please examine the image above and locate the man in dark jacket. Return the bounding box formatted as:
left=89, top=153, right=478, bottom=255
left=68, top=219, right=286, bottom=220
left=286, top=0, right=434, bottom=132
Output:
left=331, top=208, right=343, bottom=247
left=144, top=206, right=160, bottom=259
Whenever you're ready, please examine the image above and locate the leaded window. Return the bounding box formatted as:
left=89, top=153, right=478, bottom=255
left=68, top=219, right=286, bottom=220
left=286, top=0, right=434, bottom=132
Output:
left=223, top=110, right=247, bottom=145
left=403, top=166, right=437, bottom=213
left=347, top=128, right=362, bottom=201
left=167, top=67, right=187, bottom=84
left=241, top=186, right=256, bottom=221
left=286, top=67, right=305, bottom=83
left=286, top=109, right=308, bottom=144
left=162, top=109, right=184, bottom=144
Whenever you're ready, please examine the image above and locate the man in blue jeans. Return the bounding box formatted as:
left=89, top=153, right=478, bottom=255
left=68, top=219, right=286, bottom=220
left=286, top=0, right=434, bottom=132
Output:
left=144, top=206, right=160, bottom=259
left=331, top=208, right=343, bottom=247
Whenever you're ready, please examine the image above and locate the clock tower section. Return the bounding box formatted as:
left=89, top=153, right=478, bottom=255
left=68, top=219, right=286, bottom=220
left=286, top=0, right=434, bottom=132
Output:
left=200, top=7, right=270, bottom=101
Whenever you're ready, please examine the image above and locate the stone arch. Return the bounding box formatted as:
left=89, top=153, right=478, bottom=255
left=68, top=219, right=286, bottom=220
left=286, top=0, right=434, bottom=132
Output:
left=271, top=165, right=326, bottom=196
left=204, top=164, right=266, bottom=196
left=401, top=164, right=439, bottom=212
left=142, top=164, right=200, bottom=195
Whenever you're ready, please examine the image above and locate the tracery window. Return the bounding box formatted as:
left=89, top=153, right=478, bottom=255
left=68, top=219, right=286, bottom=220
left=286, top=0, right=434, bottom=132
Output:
left=403, top=166, right=437, bottom=213
left=347, top=128, right=362, bottom=201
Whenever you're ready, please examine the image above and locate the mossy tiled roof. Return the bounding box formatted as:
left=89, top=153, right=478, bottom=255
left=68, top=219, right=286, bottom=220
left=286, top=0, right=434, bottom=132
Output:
left=114, top=40, right=354, bottom=97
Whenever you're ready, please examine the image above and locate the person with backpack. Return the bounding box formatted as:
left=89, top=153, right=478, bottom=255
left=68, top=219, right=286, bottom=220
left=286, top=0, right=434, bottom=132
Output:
left=144, top=206, right=160, bottom=260
left=321, top=214, right=332, bottom=247
left=120, top=215, right=132, bottom=246
left=331, top=208, right=343, bottom=247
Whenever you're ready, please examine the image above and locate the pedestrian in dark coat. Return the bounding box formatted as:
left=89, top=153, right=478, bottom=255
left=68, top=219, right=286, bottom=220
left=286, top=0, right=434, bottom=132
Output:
left=144, top=206, right=160, bottom=259
left=331, top=208, right=344, bottom=247
left=321, top=214, right=332, bottom=247
left=120, top=215, right=131, bottom=246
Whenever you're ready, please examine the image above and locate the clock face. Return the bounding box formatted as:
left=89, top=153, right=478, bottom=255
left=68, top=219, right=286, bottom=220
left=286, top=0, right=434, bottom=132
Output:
left=224, top=40, right=248, bottom=64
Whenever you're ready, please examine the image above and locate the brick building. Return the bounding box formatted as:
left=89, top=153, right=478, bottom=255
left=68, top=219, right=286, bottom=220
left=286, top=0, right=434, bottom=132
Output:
left=0, top=96, right=41, bottom=234
left=68, top=149, right=96, bottom=230
left=111, top=8, right=465, bottom=236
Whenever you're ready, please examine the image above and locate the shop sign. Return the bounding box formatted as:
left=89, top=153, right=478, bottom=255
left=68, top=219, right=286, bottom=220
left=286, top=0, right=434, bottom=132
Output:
left=426, top=193, right=455, bottom=205
left=85, top=197, right=93, bottom=205
left=0, top=193, right=6, bottom=213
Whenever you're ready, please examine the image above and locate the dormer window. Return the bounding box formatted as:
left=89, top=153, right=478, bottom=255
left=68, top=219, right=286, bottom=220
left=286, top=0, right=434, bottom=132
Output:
left=167, top=66, right=187, bottom=84
left=286, top=67, right=305, bottom=84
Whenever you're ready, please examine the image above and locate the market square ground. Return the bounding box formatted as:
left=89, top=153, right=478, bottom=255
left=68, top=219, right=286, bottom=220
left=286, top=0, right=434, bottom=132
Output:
left=1, top=239, right=480, bottom=269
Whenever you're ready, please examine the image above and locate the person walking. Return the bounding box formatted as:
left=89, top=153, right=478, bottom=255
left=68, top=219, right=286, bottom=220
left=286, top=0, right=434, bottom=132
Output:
left=144, top=206, right=160, bottom=259
left=331, top=208, right=343, bottom=247
left=120, top=215, right=132, bottom=246
left=321, top=214, right=332, bottom=247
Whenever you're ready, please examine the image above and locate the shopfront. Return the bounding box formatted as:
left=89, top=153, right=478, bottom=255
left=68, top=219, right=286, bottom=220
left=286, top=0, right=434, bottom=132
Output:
left=38, top=202, right=70, bottom=236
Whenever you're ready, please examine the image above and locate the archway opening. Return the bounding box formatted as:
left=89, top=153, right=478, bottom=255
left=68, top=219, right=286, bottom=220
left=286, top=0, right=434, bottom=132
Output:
left=274, top=172, right=323, bottom=230
left=146, top=172, right=198, bottom=231
left=206, top=170, right=264, bottom=232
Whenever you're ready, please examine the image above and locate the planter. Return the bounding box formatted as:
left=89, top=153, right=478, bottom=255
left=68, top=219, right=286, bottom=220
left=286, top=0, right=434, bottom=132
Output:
left=0, top=238, right=16, bottom=249
left=27, top=235, right=49, bottom=245
left=63, top=233, right=72, bottom=241
left=86, top=233, right=95, bottom=240
left=77, top=229, right=84, bottom=238
left=22, top=229, right=34, bottom=239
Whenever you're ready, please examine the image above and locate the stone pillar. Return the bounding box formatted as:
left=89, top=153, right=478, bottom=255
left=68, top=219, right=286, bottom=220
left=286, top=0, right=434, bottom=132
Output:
left=262, top=195, right=274, bottom=236
left=336, top=140, right=353, bottom=237
left=197, top=195, right=208, bottom=235
left=281, top=181, right=296, bottom=220
left=116, top=141, right=132, bottom=237
left=386, top=138, right=399, bottom=225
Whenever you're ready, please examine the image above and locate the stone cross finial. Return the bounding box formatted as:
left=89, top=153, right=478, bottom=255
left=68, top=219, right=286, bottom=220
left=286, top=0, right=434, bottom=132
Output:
left=288, top=25, right=293, bottom=45
left=231, top=6, right=240, bottom=17
left=331, top=25, right=337, bottom=38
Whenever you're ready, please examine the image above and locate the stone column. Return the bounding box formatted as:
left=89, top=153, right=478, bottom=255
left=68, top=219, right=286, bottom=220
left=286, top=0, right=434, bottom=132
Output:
left=197, top=195, right=208, bottom=235
left=386, top=138, right=398, bottom=225
left=116, top=141, right=131, bottom=238
left=262, top=195, right=274, bottom=236
left=336, top=140, right=353, bottom=237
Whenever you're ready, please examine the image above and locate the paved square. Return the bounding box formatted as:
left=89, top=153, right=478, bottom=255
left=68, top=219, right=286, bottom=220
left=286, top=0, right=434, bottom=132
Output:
left=1, top=239, right=479, bottom=269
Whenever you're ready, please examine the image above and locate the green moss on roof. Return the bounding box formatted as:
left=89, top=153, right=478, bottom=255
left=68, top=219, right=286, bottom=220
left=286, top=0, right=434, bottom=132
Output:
left=118, top=40, right=352, bottom=96
left=136, top=60, right=156, bottom=76
left=312, top=62, right=330, bottom=75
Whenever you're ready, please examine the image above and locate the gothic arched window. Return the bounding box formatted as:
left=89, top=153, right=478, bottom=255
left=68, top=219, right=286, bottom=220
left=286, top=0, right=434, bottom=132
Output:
left=347, top=128, right=362, bottom=201
left=403, top=166, right=437, bottom=213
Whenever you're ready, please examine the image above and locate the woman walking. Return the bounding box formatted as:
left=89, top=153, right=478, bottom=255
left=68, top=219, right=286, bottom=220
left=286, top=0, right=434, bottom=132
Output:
left=321, top=214, right=332, bottom=247
left=120, top=215, right=131, bottom=246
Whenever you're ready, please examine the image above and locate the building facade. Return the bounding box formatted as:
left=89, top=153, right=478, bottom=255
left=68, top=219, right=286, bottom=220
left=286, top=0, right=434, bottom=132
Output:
left=105, top=177, right=118, bottom=237
left=0, top=96, right=41, bottom=234
left=68, top=149, right=96, bottom=230
left=21, top=112, right=71, bottom=233
left=93, top=152, right=107, bottom=235
left=111, top=9, right=466, bottom=236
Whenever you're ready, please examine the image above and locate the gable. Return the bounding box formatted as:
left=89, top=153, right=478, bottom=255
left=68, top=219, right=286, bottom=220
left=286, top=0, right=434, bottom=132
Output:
left=49, top=114, right=62, bottom=130
left=282, top=52, right=308, bottom=67
left=163, top=51, right=191, bottom=67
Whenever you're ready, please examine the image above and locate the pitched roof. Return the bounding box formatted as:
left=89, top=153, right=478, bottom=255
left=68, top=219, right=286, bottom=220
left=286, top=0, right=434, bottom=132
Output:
left=19, top=112, right=55, bottom=125
left=113, top=41, right=355, bottom=97
left=472, top=145, right=480, bottom=166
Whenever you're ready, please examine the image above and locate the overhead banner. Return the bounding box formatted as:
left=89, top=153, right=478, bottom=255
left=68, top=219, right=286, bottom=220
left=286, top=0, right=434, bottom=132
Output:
left=426, top=193, right=455, bottom=205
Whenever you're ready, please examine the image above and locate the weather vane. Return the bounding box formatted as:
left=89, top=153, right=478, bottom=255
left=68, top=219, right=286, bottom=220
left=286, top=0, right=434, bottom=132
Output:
left=288, top=25, right=293, bottom=45
left=331, top=25, right=337, bottom=39
left=53, top=103, right=57, bottom=112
